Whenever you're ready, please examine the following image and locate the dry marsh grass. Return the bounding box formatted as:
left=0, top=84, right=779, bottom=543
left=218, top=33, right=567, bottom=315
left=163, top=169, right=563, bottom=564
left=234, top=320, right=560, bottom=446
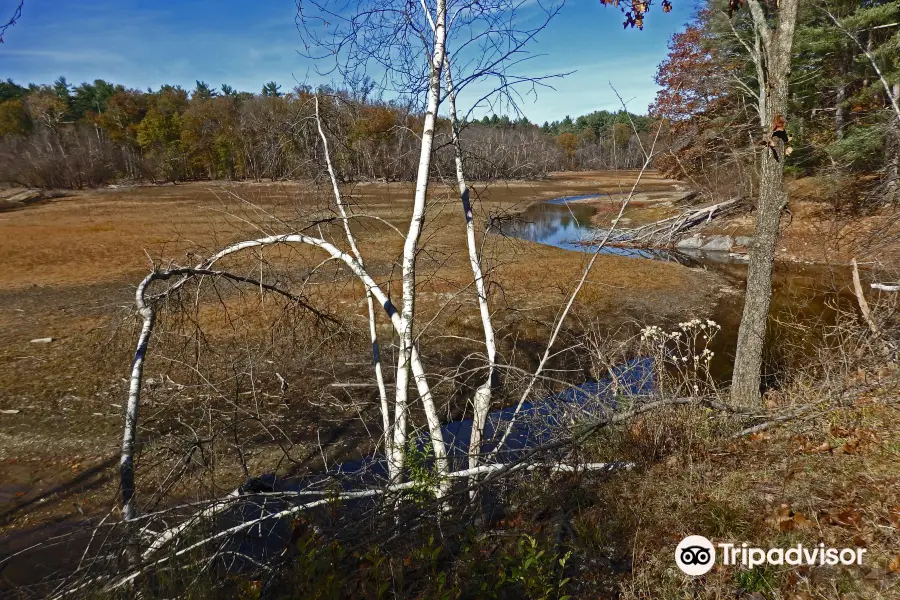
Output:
left=0, top=172, right=719, bottom=548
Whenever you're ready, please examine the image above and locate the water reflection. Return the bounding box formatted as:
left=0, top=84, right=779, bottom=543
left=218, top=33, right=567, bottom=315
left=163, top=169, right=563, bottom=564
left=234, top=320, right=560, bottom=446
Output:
left=501, top=196, right=856, bottom=386
left=499, top=195, right=692, bottom=263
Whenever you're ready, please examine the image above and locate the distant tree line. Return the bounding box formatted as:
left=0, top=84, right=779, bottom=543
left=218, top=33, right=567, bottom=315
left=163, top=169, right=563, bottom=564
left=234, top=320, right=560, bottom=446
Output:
left=0, top=77, right=651, bottom=188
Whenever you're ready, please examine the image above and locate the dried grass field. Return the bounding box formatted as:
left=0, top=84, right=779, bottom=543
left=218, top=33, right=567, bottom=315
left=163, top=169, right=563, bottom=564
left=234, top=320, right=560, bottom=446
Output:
left=0, top=171, right=719, bottom=544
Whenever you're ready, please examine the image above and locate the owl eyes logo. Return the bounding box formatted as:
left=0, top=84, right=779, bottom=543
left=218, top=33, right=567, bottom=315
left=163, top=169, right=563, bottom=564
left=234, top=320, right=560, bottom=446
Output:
left=680, top=546, right=712, bottom=565
left=675, top=536, right=716, bottom=576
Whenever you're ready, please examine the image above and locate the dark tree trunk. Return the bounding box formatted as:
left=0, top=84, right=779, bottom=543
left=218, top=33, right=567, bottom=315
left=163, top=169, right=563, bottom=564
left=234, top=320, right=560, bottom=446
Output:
left=731, top=0, right=800, bottom=406
left=835, top=56, right=847, bottom=141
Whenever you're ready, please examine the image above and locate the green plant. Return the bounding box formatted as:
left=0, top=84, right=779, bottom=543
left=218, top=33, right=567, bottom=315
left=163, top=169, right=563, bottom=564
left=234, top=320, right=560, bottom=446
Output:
left=734, top=565, right=777, bottom=595
left=403, top=441, right=445, bottom=505
left=498, top=535, right=572, bottom=600
left=288, top=532, right=347, bottom=599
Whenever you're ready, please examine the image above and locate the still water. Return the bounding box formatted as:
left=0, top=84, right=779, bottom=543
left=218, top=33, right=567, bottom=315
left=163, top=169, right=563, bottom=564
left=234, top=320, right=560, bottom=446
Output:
left=500, top=195, right=687, bottom=261
left=502, top=196, right=856, bottom=385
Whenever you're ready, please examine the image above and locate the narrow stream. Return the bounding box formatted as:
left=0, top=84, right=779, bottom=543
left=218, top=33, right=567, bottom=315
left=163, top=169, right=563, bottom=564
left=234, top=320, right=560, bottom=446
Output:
left=502, top=195, right=689, bottom=261
left=502, top=196, right=857, bottom=385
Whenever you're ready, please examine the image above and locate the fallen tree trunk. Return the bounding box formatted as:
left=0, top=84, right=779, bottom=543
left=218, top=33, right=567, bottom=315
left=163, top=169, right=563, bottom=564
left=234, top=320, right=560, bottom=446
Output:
left=618, top=198, right=741, bottom=248
left=125, top=461, right=631, bottom=576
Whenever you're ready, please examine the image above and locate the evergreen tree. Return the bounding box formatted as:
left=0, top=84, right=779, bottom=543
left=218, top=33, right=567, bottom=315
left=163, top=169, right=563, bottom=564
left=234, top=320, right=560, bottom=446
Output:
left=0, top=78, right=27, bottom=102
left=192, top=80, right=218, bottom=100
left=52, top=76, right=72, bottom=107
left=71, top=79, right=120, bottom=119
left=261, top=81, right=282, bottom=97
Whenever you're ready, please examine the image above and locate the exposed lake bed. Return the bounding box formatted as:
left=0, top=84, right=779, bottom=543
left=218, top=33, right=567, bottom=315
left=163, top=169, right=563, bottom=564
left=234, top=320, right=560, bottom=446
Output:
left=0, top=171, right=890, bottom=592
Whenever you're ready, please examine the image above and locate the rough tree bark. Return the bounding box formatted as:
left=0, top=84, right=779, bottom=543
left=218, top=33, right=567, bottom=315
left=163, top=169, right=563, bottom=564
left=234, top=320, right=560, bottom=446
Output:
left=731, top=0, right=800, bottom=405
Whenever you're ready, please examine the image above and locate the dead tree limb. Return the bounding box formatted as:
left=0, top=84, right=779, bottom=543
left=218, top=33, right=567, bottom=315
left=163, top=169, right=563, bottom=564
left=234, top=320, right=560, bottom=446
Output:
left=622, top=198, right=740, bottom=248
left=852, top=258, right=881, bottom=337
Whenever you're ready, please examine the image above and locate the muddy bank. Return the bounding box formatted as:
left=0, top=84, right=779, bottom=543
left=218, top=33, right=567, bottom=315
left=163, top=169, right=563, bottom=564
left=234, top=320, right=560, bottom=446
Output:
left=566, top=176, right=900, bottom=267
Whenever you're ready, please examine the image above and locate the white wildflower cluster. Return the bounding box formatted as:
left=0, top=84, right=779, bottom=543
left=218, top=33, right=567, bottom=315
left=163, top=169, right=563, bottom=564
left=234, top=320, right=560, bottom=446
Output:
left=678, top=318, right=721, bottom=331
left=639, top=317, right=722, bottom=397
left=639, top=325, right=665, bottom=341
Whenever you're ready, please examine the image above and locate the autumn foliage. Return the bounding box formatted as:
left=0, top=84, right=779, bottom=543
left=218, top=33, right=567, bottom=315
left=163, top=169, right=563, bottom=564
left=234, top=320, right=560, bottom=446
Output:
left=650, top=0, right=900, bottom=204
left=0, top=77, right=656, bottom=188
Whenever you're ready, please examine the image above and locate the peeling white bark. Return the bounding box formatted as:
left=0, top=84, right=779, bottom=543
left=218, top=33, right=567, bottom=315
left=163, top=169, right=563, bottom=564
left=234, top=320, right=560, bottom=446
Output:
left=443, top=55, right=496, bottom=470
left=121, top=278, right=156, bottom=522
left=395, top=0, right=450, bottom=488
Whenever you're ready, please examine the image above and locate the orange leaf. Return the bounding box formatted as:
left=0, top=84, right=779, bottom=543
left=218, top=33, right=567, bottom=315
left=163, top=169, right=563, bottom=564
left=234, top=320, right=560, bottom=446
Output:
left=889, top=554, right=900, bottom=573
left=842, top=437, right=860, bottom=454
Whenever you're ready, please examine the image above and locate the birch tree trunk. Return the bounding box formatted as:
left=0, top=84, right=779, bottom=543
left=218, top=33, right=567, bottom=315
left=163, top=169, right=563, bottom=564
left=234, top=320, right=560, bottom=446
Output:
left=314, top=96, right=392, bottom=472
left=835, top=56, right=847, bottom=141
left=119, top=232, right=449, bottom=523
left=393, top=0, right=450, bottom=486
left=731, top=0, right=800, bottom=405
left=892, top=84, right=900, bottom=194
left=443, top=57, right=497, bottom=470
left=121, top=301, right=155, bottom=522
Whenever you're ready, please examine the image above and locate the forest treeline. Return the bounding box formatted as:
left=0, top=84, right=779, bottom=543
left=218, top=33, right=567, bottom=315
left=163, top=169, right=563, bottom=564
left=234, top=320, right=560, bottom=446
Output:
left=651, top=0, right=900, bottom=210
left=0, top=76, right=650, bottom=188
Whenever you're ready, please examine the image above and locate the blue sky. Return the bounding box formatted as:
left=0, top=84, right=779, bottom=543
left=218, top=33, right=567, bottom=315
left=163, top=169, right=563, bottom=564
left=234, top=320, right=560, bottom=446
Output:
left=0, top=0, right=698, bottom=123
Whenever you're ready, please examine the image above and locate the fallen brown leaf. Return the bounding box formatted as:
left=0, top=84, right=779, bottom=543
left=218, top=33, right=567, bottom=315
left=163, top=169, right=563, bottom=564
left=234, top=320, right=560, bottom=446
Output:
left=770, top=504, right=812, bottom=531
left=809, top=441, right=833, bottom=453
left=820, top=507, right=863, bottom=528
left=829, top=424, right=851, bottom=437
left=889, top=554, right=900, bottom=574
left=889, top=505, right=900, bottom=528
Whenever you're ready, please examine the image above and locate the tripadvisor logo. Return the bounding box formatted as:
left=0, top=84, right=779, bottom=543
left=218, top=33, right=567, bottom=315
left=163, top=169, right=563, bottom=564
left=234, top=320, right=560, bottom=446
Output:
left=675, top=535, right=867, bottom=576
left=675, top=535, right=716, bottom=576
